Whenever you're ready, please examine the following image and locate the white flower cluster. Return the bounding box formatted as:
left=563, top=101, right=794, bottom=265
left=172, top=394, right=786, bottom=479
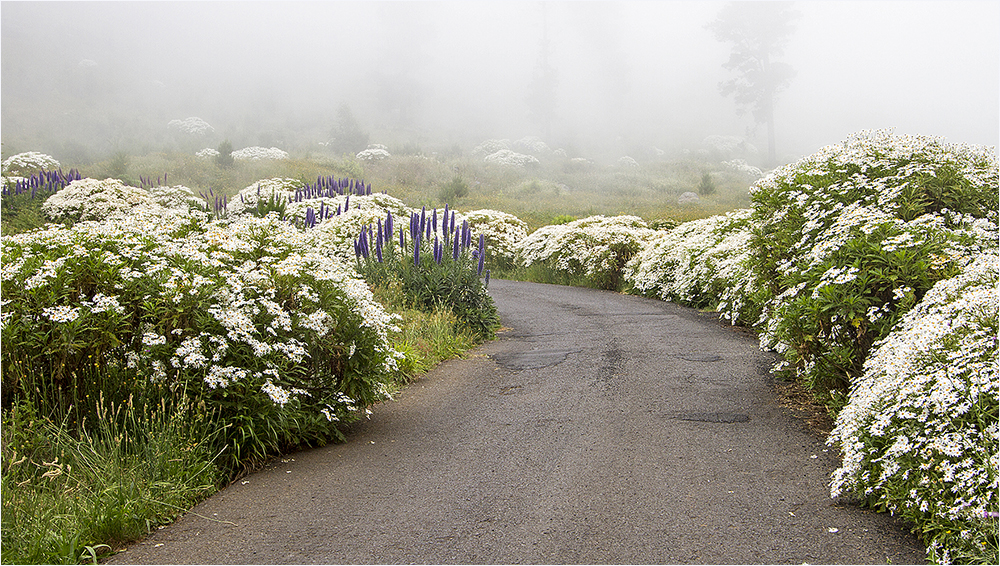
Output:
left=828, top=252, right=998, bottom=564
left=472, top=139, right=510, bottom=157
left=42, top=178, right=157, bottom=222
left=461, top=209, right=529, bottom=269
left=483, top=149, right=539, bottom=169
left=356, top=144, right=390, bottom=161
left=722, top=159, right=764, bottom=179
left=231, top=146, right=289, bottom=161
left=168, top=117, right=214, bottom=135
left=517, top=215, right=656, bottom=286
left=512, top=136, right=550, bottom=155
left=2, top=151, right=60, bottom=176
left=624, top=209, right=756, bottom=318
left=148, top=185, right=208, bottom=213
left=196, top=148, right=220, bottom=159
left=617, top=156, right=640, bottom=168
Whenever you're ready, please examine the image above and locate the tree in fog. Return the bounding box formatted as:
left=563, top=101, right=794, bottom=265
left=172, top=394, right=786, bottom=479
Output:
left=707, top=1, right=799, bottom=166
left=329, top=104, right=369, bottom=155
left=526, top=4, right=557, bottom=141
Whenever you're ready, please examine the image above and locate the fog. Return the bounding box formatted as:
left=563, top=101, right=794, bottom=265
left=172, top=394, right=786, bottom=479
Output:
left=2, top=1, right=998, bottom=165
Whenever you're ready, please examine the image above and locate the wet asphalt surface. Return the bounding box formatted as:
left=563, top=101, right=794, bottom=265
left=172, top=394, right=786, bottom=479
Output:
left=108, top=279, right=926, bottom=564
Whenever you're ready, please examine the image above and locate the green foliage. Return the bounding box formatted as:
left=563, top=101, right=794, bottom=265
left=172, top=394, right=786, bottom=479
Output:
left=329, top=104, right=369, bottom=155
left=106, top=152, right=130, bottom=182
left=438, top=176, right=469, bottom=202
left=697, top=172, right=716, bottom=195
left=215, top=140, right=234, bottom=168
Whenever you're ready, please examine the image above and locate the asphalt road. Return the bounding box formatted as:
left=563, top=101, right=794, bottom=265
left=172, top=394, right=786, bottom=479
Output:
left=109, top=279, right=925, bottom=564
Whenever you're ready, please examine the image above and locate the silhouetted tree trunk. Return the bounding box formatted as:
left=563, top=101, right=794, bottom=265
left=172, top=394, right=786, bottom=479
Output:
left=707, top=1, right=799, bottom=166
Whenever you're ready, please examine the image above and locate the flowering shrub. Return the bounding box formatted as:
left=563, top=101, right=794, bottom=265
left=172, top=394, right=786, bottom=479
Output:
left=461, top=209, right=528, bottom=272
left=512, top=136, right=550, bottom=155
left=41, top=178, right=162, bottom=223
left=1, top=213, right=400, bottom=470
left=617, top=156, right=640, bottom=168
left=748, top=130, right=998, bottom=397
left=231, top=146, right=289, bottom=161
left=356, top=144, right=391, bottom=161
left=828, top=252, right=998, bottom=565
left=2, top=152, right=60, bottom=177
left=472, top=139, right=510, bottom=157
left=196, top=148, right=220, bottom=159
left=723, top=158, right=765, bottom=179
left=624, top=209, right=757, bottom=319
left=483, top=149, right=540, bottom=169
left=148, top=185, right=208, bottom=213
left=517, top=215, right=656, bottom=291
left=168, top=117, right=214, bottom=136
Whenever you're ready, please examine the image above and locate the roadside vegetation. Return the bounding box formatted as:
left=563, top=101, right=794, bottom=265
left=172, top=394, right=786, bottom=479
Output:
left=2, top=129, right=996, bottom=564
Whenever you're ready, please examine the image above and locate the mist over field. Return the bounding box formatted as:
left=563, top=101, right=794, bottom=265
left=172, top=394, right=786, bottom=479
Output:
left=2, top=0, right=998, bottom=165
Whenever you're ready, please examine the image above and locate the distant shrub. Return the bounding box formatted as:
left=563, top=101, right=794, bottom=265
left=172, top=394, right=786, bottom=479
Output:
left=438, top=176, right=469, bottom=201
left=168, top=117, right=214, bottom=136
left=472, top=139, right=510, bottom=158
left=484, top=149, right=539, bottom=169
left=215, top=140, right=234, bottom=167
left=357, top=144, right=391, bottom=162
left=697, top=172, right=717, bottom=195
left=1, top=152, right=60, bottom=177
left=517, top=215, right=657, bottom=291
left=41, top=178, right=157, bottom=223
left=231, top=146, right=289, bottom=161
left=461, top=209, right=529, bottom=273
left=625, top=209, right=756, bottom=314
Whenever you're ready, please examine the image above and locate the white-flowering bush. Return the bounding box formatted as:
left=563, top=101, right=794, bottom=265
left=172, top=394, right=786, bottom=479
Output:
left=148, top=185, right=208, bottom=213
left=41, top=178, right=160, bottom=222
left=617, top=156, right=640, bottom=168
left=723, top=158, right=765, bottom=179
left=483, top=149, right=539, bottom=169
left=2, top=152, right=60, bottom=177
left=231, top=146, right=289, bottom=161
left=472, top=139, right=510, bottom=157
left=461, top=209, right=529, bottom=271
left=748, top=129, right=998, bottom=396
left=196, top=148, right=220, bottom=159
left=828, top=252, right=998, bottom=565
left=356, top=144, right=391, bottom=162
left=517, top=215, right=657, bottom=290
left=1, top=213, right=400, bottom=469
left=625, top=209, right=757, bottom=320
left=512, top=136, right=550, bottom=155
left=168, top=117, right=214, bottom=136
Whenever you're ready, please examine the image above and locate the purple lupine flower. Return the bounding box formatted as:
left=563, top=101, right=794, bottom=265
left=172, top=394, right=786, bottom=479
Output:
left=434, top=235, right=441, bottom=264
left=399, top=227, right=406, bottom=249
left=462, top=220, right=471, bottom=250
left=413, top=235, right=421, bottom=267
left=420, top=206, right=426, bottom=238
left=432, top=208, right=438, bottom=234
left=453, top=228, right=460, bottom=260
left=344, top=194, right=350, bottom=212
left=484, top=269, right=491, bottom=288
left=375, top=230, right=383, bottom=263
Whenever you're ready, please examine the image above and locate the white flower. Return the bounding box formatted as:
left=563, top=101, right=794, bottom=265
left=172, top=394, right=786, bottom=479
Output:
left=42, top=305, right=80, bottom=323
left=168, top=117, right=214, bottom=135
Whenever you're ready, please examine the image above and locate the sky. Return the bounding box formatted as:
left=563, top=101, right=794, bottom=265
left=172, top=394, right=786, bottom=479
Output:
left=2, top=0, right=998, bottom=164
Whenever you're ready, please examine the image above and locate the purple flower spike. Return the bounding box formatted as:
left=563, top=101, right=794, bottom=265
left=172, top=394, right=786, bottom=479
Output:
left=413, top=236, right=421, bottom=267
